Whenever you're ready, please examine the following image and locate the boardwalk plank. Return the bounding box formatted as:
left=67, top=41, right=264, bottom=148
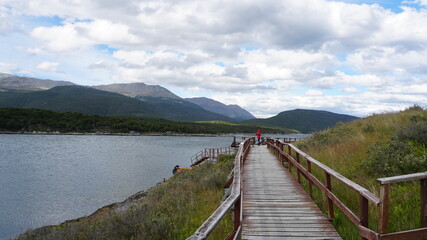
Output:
left=242, top=145, right=342, bottom=239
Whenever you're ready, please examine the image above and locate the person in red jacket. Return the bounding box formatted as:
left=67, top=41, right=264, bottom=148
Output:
left=256, top=129, right=261, bottom=145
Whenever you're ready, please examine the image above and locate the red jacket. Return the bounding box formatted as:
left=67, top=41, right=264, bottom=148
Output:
left=256, top=131, right=261, bottom=138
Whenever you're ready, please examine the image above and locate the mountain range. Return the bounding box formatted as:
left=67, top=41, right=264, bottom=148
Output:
left=244, top=109, right=359, bottom=133
left=185, top=97, right=255, bottom=120
left=0, top=73, right=359, bottom=132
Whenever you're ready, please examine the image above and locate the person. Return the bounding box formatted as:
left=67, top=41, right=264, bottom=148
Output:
left=173, top=165, right=179, bottom=174
left=256, top=129, right=261, bottom=145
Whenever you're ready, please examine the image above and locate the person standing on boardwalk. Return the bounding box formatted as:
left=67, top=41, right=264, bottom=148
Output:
left=256, top=129, right=261, bottom=145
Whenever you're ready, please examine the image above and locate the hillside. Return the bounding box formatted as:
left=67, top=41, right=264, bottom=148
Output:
left=0, top=108, right=292, bottom=134
left=294, top=105, right=427, bottom=238
left=244, top=109, right=359, bottom=133
left=0, top=86, right=233, bottom=122
left=185, top=97, right=255, bottom=120
left=94, top=82, right=181, bottom=99
left=0, top=72, right=74, bottom=90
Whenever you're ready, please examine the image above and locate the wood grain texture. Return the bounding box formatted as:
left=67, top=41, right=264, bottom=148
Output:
left=242, top=145, right=342, bottom=240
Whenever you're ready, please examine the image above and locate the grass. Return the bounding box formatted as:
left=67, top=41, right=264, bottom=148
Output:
left=15, top=154, right=236, bottom=240
left=293, top=106, right=427, bottom=239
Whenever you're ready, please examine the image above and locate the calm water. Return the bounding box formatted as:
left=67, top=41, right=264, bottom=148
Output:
left=0, top=134, right=307, bottom=239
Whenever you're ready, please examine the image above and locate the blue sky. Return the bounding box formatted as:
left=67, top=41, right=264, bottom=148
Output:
left=1, top=0, right=427, bottom=117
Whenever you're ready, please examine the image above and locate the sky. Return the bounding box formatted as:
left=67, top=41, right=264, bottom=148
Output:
left=1, top=0, right=427, bottom=118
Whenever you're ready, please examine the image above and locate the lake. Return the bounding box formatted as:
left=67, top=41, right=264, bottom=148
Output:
left=0, top=134, right=307, bottom=239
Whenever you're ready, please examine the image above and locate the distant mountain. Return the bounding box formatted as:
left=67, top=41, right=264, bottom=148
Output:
left=244, top=109, right=359, bottom=133
left=0, top=86, right=232, bottom=122
left=94, top=82, right=181, bottom=99
left=185, top=97, right=255, bottom=120
left=0, top=73, right=75, bottom=91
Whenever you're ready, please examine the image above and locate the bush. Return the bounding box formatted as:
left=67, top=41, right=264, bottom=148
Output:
left=362, top=115, right=427, bottom=177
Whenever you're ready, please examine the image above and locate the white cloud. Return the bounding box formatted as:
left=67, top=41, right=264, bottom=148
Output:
left=36, top=61, right=60, bottom=72
left=1, top=0, right=427, bottom=117
left=0, top=62, right=17, bottom=73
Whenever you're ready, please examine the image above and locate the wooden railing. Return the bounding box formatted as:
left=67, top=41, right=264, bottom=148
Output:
left=377, top=172, right=427, bottom=239
left=191, top=147, right=236, bottom=166
left=266, top=138, right=427, bottom=240
left=186, top=139, right=252, bottom=240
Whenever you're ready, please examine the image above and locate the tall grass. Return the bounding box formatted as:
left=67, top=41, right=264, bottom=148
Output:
left=294, top=106, right=426, bottom=239
left=15, top=154, right=235, bottom=240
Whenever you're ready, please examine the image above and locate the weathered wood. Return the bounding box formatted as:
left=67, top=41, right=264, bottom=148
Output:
left=360, top=196, right=369, bottom=240
left=307, top=161, right=313, bottom=197
left=379, top=227, right=427, bottom=240
left=422, top=179, right=427, bottom=228
left=288, top=143, right=381, bottom=206
left=186, top=140, right=251, bottom=240
left=242, top=145, right=341, bottom=239
left=377, top=172, right=427, bottom=185
left=378, top=184, right=390, bottom=234
left=326, top=172, right=335, bottom=220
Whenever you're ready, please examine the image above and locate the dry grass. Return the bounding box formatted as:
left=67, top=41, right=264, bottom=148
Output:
left=295, top=106, right=427, bottom=239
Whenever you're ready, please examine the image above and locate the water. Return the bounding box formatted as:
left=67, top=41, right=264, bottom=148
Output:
left=0, top=133, right=307, bottom=239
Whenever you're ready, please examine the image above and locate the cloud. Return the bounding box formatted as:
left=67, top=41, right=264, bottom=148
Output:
left=1, top=0, right=427, bottom=117
left=0, top=62, right=17, bottom=73
left=36, top=61, right=60, bottom=72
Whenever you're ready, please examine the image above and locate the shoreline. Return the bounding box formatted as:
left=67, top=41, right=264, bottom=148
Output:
left=0, top=131, right=236, bottom=137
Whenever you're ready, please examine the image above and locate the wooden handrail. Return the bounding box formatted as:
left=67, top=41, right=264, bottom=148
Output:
left=377, top=172, right=427, bottom=185
left=376, top=172, right=427, bottom=236
left=266, top=141, right=377, bottom=235
left=266, top=139, right=427, bottom=240
left=186, top=139, right=252, bottom=240
left=288, top=143, right=381, bottom=205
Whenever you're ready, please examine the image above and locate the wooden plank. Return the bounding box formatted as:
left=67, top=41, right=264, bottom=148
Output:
left=242, top=145, right=342, bottom=240
left=377, top=171, right=427, bottom=185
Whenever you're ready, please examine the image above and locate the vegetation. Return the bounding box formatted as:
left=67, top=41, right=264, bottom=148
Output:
left=16, top=154, right=236, bottom=240
left=243, top=109, right=359, bottom=133
left=0, top=86, right=234, bottom=122
left=295, top=105, right=427, bottom=239
left=0, top=108, right=294, bottom=134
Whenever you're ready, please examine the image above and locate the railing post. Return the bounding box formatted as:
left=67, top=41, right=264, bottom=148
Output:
left=325, top=172, right=334, bottom=220
left=360, top=195, right=369, bottom=240
left=296, top=152, right=301, bottom=183
left=421, top=179, right=427, bottom=227
left=307, top=161, right=313, bottom=197
left=378, top=184, right=390, bottom=234
left=234, top=196, right=241, bottom=233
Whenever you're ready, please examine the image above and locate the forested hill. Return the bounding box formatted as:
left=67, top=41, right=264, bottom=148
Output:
left=243, top=109, right=359, bottom=133
left=0, top=86, right=233, bottom=122
left=0, top=108, right=295, bottom=134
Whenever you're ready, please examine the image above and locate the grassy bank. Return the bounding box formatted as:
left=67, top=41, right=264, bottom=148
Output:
left=15, top=154, right=235, bottom=240
left=294, top=106, right=427, bottom=239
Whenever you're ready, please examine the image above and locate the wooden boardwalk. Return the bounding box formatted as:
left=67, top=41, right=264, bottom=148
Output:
left=241, top=145, right=342, bottom=240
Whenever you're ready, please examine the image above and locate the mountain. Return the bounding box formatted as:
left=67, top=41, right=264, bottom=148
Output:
left=185, top=97, right=255, bottom=120
left=93, top=82, right=181, bottom=99
left=243, top=109, right=359, bottom=133
left=0, top=72, right=75, bottom=90
left=0, top=86, right=232, bottom=122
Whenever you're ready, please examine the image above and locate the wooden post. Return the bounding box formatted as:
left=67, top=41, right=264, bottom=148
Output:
left=296, top=152, right=301, bottom=183
left=325, top=172, right=334, bottom=220
left=421, top=179, right=427, bottom=227
left=234, top=196, right=241, bottom=231
left=378, top=184, right=390, bottom=234
left=307, top=161, right=313, bottom=197
left=360, top=195, right=369, bottom=240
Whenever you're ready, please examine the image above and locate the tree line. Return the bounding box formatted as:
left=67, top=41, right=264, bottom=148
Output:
left=0, top=108, right=291, bottom=134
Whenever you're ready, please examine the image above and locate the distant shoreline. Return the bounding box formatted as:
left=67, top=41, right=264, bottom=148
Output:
left=0, top=131, right=237, bottom=137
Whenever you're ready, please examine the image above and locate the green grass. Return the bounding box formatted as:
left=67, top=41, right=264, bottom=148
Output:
left=15, top=154, right=236, bottom=240
left=293, top=106, right=427, bottom=239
